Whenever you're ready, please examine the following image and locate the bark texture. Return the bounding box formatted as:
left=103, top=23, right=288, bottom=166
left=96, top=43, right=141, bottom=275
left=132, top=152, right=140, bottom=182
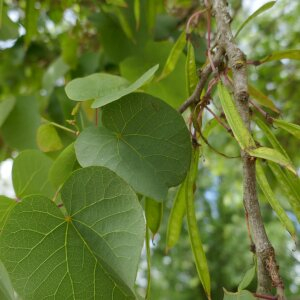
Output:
left=212, top=1, right=285, bottom=298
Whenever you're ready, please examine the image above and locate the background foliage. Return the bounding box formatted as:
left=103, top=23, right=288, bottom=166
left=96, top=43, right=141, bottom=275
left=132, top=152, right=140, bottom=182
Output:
left=0, top=0, right=299, bottom=299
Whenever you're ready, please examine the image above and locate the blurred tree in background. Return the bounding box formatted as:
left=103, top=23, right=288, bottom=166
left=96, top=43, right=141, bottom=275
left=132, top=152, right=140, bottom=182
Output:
left=0, top=0, right=299, bottom=299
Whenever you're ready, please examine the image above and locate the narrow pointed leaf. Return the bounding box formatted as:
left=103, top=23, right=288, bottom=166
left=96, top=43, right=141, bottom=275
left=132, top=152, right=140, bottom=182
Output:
left=255, top=117, right=290, bottom=160
left=65, top=65, right=159, bottom=108
left=186, top=42, right=198, bottom=96
left=248, top=147, right=296, bottom=175
left=166, top=179, right=187, bottom=250
left=248, top=84, right=279, bottom=113
left=273, top=119, right=300, bottom=139
left=158, top=31, right=186, bottom=80
left=48, top=143, right=79, bottom=188
left=145, top=197, right=163, bottom=236
left=12, top=150, right=55, bottom=199
left=234, top=1, right=276, bottom=38
left=218, top=83, right=256, bottom=149
left=259, top=49, right=300, bottom=64
left=238, top=266, right=256, bottom=292
left=37, top=124, right=63, bottom=152
left=0, top=167, right=145, bottom=299
left=186, top=147, right=211, bottom=299
left=75, top=93, right=191, bottom=201
left=256, top=161, right=295, bottom=238
left=268, top=162, right=300, bottom=222
left=134, top=0, right=140, bottom=29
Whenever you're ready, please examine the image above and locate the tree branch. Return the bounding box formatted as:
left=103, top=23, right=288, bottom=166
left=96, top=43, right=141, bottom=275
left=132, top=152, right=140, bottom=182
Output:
left=178, top=49, right=224, bottom=113
left=212, top=1, right=286, bottom=299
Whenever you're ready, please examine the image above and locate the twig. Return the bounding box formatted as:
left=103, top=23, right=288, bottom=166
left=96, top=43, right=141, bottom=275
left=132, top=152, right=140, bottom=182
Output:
left=178, top=49, right=224, bottom=113
left=213, top=1, right=286, bottom=299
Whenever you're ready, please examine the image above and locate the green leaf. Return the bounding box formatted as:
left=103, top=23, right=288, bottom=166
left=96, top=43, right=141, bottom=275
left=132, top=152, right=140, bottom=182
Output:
left=223, top=289, right=255, bottom=300
left=268, top=162, right=300, bottom=222
left=256, top=161, right=295, bottom=239
left=248, top=84, right=279, bottom=113
left=166, top=179, right=187, bottom=250
left=75, top=93, right=191, bottom=201
left=42, top=57, right=70, bottom=93
left=255, top=117, right=290, bottom=160
left=158, top=31, right=186, bottom=80
left=1, top=96, right=40, bottom=150
left=273, top=119, right=300, bottom=139
left=0, top=166, right=145, bottom=299
left=0, top=10, right=19, bottom=40
left=234, top=1, right=276, bottom=38
left=65, top=65, right=159, bottom=108
left=37, top=124, right=63, bottom=152
left=248, top=147, right=296, bottom=175
left=61, top=33, right=78, bottom=69
left=49, top=143, right=79, bottom=188
left=25, top=0, right=38, bottom=46
left=0, top=196, right=16, bottom=231
left=218, top=83, right=256, bottom=149
left=259, top=49, right=300, bottom=64
left=120, top=41, right=188, bottom=108
left=0, top=260, right=15, bottom=300
left=186, top=147, right=211, bottom=299
left=12, top=150, right=55, bottom=199
left=134, top=0, right=140, bottom=29
left=145, top=197, right=163, bottom=236
left=0, top=97, right=15, bottom=127
left=106, top=0, right=127, bottom=7
left=238, top=266, right=256, bottom=291
left=186, top=42, right=198, bottom=96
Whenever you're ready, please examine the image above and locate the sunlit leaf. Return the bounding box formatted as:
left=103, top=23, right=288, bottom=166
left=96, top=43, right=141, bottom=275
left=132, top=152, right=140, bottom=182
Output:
left=238, top=265, right=256, bottom=292
left=248, top=84, right=279, bottom=113
left=65, top=65, right=159, bottom=108
left=273, top=119, right=300, bottom=139
left=0, top=166, right=145, bottom=299
left=248, top=147, right=296, bottom=175
left=218, top=83, right=256, bottom=149
left=37, top=124, right=63, bottom=152
left=256, top=161, right=295, bottom=238
left=158, top=31, right=186, bottom=80
left=145, top=197, right=163, bottom=236
left=75, top=93, right=191, bottom=201
left=12, top=150, right=55, bottom=199
left=186, top=42, right=198, bottom=96
left=234, top=1, right=276, bottom=38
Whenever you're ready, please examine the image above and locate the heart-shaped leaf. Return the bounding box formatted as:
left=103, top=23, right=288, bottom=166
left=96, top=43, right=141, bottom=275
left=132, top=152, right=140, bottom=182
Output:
left=75, top=93, right=191, bottom=201
left=12, top=150, right=55, bottom=199
left=0, top=167, right=145, bottom=299
left=0, top=196, right=16, bottom=231
left=37, top=124, right=63, bottom=152
left=65, top=65, right=159, bottom=108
